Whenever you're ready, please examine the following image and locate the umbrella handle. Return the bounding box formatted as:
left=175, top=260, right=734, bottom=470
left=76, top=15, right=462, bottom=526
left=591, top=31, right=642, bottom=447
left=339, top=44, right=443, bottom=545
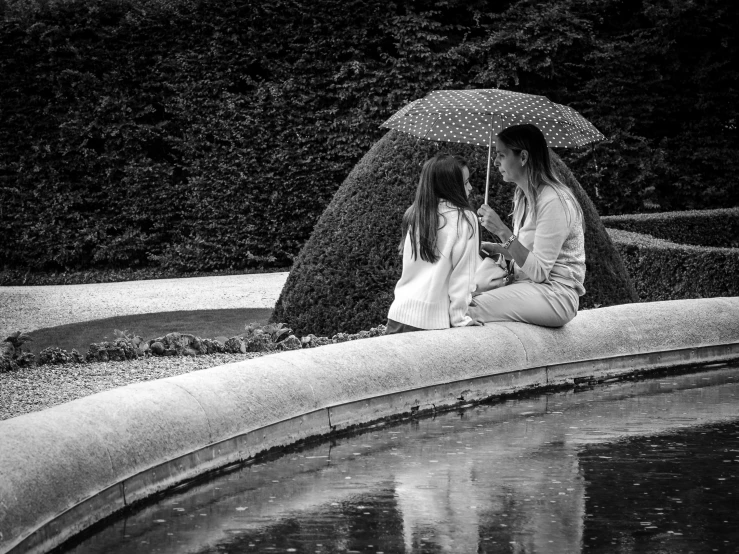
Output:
left=484, top=116, right=495, bottom=205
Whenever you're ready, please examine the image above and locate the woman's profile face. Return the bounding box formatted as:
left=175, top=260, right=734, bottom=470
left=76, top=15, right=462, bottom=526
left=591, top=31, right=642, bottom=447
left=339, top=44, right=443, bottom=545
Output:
left=462, top=166, right=471, bottom=198
left=493, top=137, right=525, bottom=185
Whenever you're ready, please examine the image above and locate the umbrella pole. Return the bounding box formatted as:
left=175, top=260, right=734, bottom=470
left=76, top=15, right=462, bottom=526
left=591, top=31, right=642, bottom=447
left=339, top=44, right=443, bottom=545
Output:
left=484, top=117, right=495, bottom=205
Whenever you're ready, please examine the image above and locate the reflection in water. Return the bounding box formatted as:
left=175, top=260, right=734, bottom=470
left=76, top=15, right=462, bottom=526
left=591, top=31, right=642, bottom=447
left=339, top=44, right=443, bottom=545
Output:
left=66, top=365, right=739, bottom=554
left=581, top=420, right=739, bottom=552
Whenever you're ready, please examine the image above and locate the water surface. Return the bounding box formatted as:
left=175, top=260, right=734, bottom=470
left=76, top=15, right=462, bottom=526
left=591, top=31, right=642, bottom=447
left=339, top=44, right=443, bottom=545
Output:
left=66, top=364, right=739, bottom=553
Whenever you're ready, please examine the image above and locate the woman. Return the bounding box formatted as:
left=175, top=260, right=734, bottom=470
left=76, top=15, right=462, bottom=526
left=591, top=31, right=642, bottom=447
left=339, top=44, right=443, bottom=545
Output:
left=386, top=154, right=481, bottom=333
left=471, top=124, right=586, bottom=327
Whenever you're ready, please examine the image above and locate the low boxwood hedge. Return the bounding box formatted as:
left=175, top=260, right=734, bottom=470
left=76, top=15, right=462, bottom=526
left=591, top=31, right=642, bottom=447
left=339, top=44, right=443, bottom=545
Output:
left=272, top=130, right=638, bottom=337
left=607, top=228, right=739, bottom=302
left=602, top=208, right=739, bottom=248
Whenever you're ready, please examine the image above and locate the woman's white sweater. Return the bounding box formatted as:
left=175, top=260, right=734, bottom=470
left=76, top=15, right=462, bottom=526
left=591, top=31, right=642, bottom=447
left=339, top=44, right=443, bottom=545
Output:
left=388, top=202, right=480, bottom=329
left=513, top=185, right=586, bottom=296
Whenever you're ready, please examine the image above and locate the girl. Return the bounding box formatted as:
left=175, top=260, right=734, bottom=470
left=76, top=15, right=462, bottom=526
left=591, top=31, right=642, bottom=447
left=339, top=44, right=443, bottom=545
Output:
left=386, top=154, right=481, bottom=333
left=472, top=124, right=586, bottom=327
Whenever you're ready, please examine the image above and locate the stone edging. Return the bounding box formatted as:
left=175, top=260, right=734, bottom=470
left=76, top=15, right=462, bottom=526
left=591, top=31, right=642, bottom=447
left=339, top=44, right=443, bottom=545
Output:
left=1, top=297, right=738, bottom=554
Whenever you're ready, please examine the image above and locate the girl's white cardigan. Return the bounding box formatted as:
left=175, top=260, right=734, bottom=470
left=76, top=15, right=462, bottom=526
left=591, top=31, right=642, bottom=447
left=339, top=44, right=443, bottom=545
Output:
left=388, top=202, right=480, bottom=329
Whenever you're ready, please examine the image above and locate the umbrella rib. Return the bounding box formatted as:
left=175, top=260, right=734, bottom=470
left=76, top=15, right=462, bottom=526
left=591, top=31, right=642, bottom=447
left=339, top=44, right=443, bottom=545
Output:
left=422, top=113, right=442, bottom=141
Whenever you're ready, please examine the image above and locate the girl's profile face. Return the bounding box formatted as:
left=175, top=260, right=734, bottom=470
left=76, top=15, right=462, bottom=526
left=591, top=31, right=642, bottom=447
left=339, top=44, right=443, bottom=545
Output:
left=493, top=137, right=525, bottom=184
left=463, top=166, right=471, bottom=198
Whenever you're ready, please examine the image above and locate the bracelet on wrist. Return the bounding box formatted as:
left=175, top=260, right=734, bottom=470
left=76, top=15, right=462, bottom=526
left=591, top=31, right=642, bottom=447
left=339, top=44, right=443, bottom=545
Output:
left=502, top=233, right=517, bottom=249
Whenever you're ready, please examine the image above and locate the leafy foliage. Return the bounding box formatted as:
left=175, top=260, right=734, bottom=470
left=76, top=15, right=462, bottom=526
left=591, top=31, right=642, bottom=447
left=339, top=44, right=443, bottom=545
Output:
left=551, top=154, right=639, bottom=309
left=0, top=320, right=387, bottom=370
left=1, top=0, right=736, bottom=272
left=4, top=331, right=33, bottom=349
left=38, top=346, right=84, bottom=365
left=603, top=208, right=739, bottom=248
left=1, top=331, right=36, bottom=372
left=245, top=322, right=292, bottom=343
left=271, top=131, right=637, bottom=337
left=608, top=229, right=739, bottom=302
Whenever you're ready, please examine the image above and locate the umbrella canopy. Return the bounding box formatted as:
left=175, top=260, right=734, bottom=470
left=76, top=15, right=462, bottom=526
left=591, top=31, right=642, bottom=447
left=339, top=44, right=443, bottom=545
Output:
left=380, top=88, right=605, bottom=202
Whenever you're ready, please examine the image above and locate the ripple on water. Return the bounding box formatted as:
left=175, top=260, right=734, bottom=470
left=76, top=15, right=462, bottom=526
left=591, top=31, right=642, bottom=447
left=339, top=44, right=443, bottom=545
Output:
left=65, top=364, right=739, bottom=554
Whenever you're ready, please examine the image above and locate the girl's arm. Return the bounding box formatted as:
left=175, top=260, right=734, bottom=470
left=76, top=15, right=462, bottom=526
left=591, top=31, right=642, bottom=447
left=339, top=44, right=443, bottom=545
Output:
left=448, top=214, right=480, bottom=327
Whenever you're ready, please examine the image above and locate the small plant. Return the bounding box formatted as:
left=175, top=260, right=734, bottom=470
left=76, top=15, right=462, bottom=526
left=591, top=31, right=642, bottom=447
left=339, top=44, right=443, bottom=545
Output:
left=38, top=346, right=83, bottom=365
left=113, top=329, right=134, bottom=341
left=244, top=321, right=291, bottom=342
left=4, top=331, right=33, bottom=349
left=260, top=323, right=292, bottom=343
left=224, top=337, right=247, bottom=354
left=242, top=322, right=294, bottom=352
left=1, top=331, right=37, bottom=372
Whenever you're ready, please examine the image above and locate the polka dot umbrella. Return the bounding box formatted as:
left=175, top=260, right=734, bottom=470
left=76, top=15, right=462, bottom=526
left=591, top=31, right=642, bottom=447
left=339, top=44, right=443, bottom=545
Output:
left=380, top=88, right=606, bottom=203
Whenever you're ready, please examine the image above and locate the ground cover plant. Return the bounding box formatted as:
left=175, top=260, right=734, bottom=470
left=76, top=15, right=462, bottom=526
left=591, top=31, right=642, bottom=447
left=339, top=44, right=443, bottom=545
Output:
left=2, top=0, right=737, bottom=275
left=22, top=308, right=274, bottom=355
left=0, top=318, right=387, bottom=373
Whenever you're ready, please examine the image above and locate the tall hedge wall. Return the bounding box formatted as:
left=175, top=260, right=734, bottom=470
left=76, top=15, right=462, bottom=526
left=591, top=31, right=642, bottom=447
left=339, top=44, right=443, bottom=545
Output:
left=271, top=130, right=637, bottom=337
left=2, top=0, right=737, bottom=272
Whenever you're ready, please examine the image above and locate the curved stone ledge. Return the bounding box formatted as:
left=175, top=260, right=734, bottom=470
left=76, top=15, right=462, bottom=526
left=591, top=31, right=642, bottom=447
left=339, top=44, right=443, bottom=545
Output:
left=2, top=297, right=739, bottom=554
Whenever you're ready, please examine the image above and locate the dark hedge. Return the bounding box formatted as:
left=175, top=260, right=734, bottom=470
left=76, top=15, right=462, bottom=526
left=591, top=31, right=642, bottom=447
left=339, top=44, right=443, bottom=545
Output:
left=2, top=0, right=737, bottom=272
left=602, top=208, right=739, bottom=249
left=271, top=130, right=637, bottom=337
left=608, top=228, right=739, bottom=302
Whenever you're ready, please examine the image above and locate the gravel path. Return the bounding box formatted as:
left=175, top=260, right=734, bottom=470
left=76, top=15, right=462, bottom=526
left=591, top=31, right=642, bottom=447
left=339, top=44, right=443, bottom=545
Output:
left=0, top=272, right=289, bottom=337
left=0, top=272, right=289, bottom=421
left=0, top=352, right=273, bottom=421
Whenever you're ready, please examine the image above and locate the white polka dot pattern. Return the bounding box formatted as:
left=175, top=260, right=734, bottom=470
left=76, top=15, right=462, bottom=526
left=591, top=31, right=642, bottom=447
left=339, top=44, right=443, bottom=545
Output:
left=380, top=88, right=605, bottom=148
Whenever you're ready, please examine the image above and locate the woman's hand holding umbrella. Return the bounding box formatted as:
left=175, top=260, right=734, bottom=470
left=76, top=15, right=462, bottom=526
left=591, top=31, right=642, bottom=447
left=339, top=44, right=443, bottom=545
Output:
left=478, top=203, right=529, bottom=269
left=478, top=204, right=512, bottom=260
left=478, top=204, right=511, bottom=241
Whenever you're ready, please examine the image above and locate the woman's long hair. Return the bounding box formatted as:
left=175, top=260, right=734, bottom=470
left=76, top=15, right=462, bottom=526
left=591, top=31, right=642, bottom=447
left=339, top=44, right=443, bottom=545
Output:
left=497, top=124, right=583, bottom=228
left=400, top=154, right=475, bottom=263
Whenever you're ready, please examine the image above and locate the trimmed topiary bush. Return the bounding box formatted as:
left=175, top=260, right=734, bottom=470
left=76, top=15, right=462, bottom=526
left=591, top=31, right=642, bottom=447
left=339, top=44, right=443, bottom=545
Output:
left=272, top=130, right=638, bottom=337
left=552, top=152, right=640, bottom=311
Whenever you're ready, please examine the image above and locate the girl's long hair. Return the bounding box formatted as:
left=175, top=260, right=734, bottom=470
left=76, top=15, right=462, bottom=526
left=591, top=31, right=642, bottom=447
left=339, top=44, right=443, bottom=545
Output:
left=400, top=154, right=475, bottom=263
left=497, top=124, right=583, bottom=228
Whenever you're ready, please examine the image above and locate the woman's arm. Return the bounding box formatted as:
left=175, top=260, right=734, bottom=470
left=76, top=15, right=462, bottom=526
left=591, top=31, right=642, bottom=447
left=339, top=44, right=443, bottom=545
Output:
left=519, top=194, right=572, bottom=282
left=478, top=204, right=529, bottom=268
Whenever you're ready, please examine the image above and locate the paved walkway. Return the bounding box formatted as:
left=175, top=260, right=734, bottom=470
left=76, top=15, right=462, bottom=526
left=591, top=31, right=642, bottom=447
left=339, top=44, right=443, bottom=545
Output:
left=0, top=272, right=289, bottom=337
